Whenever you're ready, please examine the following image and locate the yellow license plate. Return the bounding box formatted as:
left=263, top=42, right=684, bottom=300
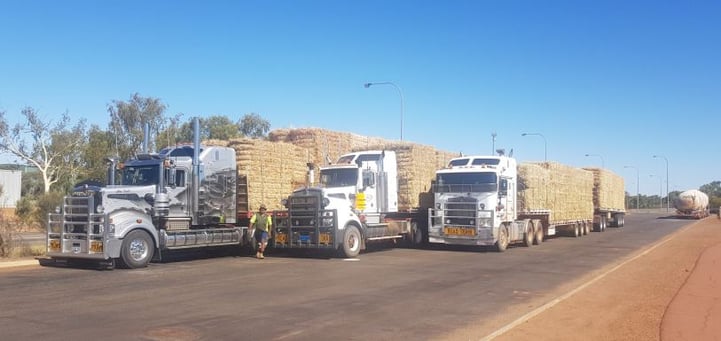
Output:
left=319, top=233, right=331, bottom=244
left=90, top=241, right=103, bottom=253
left=275, top=233, right=287, bottom=244
left=444, top=227, right=476, bottom=236
left=49, top=239, right=60, bottom=251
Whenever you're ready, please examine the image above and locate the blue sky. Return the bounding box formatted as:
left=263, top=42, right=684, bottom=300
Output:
left=1, top=0, right=719, bottom=196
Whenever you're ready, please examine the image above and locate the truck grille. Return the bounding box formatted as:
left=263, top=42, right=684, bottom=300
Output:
left=445, top=197, right=477, bottom=225
left=47, top=195, right=106, bottom=257
left=275, top=190, right=337, bottom=249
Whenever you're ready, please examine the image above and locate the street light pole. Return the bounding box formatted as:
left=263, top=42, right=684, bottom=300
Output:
left=585, top=153, right=605, bottom=168
left=653, top=155, right=669, bottom=212
left=624, top=165, right=639, bottom=210
left=521, top=132, right=547, bottom=161
left=364, top=82, right=404, bottom=141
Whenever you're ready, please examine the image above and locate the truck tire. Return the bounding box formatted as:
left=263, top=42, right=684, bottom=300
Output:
left=340, top=225, right=361, bottom=258
left=600, top=215, right=607, bottom=231
left=411, top=221, right=424, bottom=247
left=495, top=225, right=509, bottom=252
left=583, top=222, right=590, bottom=235
left=572, top=223, right=580, bottom=237
left=594, top=216, right=605, bottom=232
left=118, top=230, right=154, bottom=269
left=614, top=214, right=625, bottom=228
left=533, top=221, right=544, bottom=245
left=522, top=223, right=534, bottom=247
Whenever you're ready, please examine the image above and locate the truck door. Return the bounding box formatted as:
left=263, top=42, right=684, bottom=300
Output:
left=499, top=178, right=515, bottom=222
left=165, top=167, right=190, bottom=216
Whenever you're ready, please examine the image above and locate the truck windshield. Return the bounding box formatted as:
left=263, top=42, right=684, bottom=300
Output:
left=320, top=168, right=358, bottom=188
left=435, top=172, right=497, bottom=193
left=121, top=165, right=160, bottom=186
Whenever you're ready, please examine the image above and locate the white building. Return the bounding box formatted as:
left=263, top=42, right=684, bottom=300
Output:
left=0, top=169, right=22, bottom=208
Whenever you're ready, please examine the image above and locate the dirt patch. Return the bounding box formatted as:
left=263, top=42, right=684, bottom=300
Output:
left=440, top=217, right=721, bottom=340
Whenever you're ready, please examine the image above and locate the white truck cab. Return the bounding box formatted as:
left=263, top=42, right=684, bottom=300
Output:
left=275, top=150, right=423, bottom=257
left=428, top=155, right=534, bottom=251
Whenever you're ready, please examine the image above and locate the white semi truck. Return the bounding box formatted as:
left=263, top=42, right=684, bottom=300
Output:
left=274, top=150, right=428, bottom=257
left=46, top=119, right=248, bottom=269
left=428, top=155, right=623, bottom=251
left=428, top=155, right=538, bottom=251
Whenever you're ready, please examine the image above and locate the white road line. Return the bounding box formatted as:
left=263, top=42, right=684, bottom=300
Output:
left=479, top=222, right=694, bottom=341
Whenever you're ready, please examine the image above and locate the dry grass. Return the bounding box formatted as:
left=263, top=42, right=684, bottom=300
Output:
left=8, top=243, right=45, bottom=258
left=0, top=212, right=45, bottom=259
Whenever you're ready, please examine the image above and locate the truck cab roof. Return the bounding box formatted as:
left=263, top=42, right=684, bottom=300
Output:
left=334, top=150, right=395, bottom=165
left=442, top=155, right=516, bottom=173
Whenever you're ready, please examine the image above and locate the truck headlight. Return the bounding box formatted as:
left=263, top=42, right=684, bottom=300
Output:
left=96, top=205, right=104, bottom=214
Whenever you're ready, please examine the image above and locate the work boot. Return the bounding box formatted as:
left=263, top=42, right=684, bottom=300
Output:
left=256, top=251, right=261, bottom=259
left=259, top=253, right=265, bottom=259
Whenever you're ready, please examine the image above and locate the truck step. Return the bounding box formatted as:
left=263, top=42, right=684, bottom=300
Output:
left=367, top=235, right=404, bottom=241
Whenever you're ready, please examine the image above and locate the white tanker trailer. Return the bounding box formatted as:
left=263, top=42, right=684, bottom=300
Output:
left=673, top=189, right=709, bottom=219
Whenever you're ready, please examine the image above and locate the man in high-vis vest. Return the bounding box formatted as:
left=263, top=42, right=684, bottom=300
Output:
left=250, top=205, right=272, bottom=259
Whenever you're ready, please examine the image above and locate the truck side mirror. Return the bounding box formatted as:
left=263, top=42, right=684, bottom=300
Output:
left=500, top=179, right=508, bottom=195
left=362, top=169, right=376, bottom=188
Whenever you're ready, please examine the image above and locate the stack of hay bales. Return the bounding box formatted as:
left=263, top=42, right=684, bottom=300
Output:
left=223, top=138, right=309, bottom=213
left=269, top=128, right=387, bottom=167
left=205, top=128, right=457, bottom=214
left=518, top=162, right=594, bottom=222
left=584, top=168, right=626, bottom=211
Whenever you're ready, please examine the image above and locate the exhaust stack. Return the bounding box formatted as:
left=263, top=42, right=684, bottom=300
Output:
left=306, top=162, right=315, bottom=187
left=192, top=117, right=201, bottom=225
left=142, top=123, right=150, bottom=153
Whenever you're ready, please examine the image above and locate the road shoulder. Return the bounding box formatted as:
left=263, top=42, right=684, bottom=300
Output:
left=661, top=240, right=721, bottom=340
left=442, top=217, right=721, bottom=341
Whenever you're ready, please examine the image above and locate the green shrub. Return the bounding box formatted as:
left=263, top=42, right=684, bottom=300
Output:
left=15, top=195, right=37, bottom=227
left=34, top=192, right=64, bottom=230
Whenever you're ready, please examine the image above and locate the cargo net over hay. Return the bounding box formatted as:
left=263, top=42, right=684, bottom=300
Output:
left=518, top=162, right=595, bottom=222
left=583, top=168, right=626, bottom=212
left=270, top=128, right=457, bottom=211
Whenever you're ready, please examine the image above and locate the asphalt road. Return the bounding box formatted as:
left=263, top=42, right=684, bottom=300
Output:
left=0, top=212, right=690, bottom=341
left=13, top=231, right=45, bottom=249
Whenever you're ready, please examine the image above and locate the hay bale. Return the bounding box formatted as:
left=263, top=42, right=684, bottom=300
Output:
left=269, top=127, right=388, bottom=168
left=519, top=162, right=594, bottom=222
left=225, top=138, right=308, bottom=214
left=583, top=168, right=626, bottom=211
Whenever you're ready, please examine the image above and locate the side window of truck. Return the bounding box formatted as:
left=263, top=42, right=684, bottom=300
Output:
left=175, top=170, right=186, bottom=187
